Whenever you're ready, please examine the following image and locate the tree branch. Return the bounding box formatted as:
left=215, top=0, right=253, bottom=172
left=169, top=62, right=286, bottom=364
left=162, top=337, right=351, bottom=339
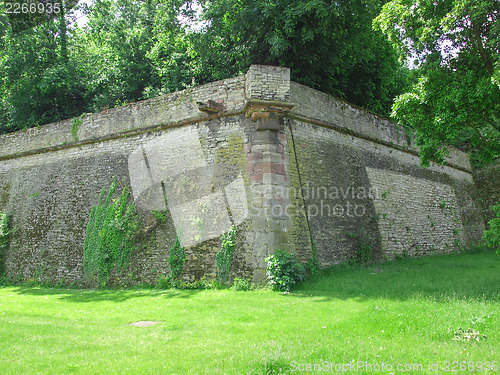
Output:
left=471, top=22, right=494, bottom=76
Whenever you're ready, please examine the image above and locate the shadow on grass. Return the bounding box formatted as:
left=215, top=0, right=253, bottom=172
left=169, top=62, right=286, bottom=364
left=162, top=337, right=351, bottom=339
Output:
left=294, top=248, right=500, bottom=303
left=4, top=285, right=206, bottom=303
left=3, top=249, right=499, bottom=304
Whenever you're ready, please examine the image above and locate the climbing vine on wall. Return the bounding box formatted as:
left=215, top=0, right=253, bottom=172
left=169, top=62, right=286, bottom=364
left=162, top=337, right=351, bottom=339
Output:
left=71, top=116, right=83, bottom=142
left=346, top=230, right=375, bottom=266
left=83, top=179, right=139, bottom=286
left=0, top=211, right=12, bottom=276
left=305, top=237, right=320, bottom=275
left=216, top=226, right=237, bottom=284
left=168, top=235, right=186, bottom=280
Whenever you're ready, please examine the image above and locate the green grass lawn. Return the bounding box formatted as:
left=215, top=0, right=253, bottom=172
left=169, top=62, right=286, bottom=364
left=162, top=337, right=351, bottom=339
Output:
left=1, top=249, right=499, bottom=374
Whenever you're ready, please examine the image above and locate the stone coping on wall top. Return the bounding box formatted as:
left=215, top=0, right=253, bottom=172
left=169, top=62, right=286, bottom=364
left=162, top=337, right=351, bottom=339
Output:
left=0, top=73, right=248, bottom=160
left=0, top=64, right=472, bottom=173
left=288, top=81, right=471, bottom=173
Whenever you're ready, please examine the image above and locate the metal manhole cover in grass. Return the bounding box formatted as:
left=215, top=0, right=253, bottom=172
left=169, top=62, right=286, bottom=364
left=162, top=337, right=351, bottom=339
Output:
left=127, top=321, right=162, bottom=327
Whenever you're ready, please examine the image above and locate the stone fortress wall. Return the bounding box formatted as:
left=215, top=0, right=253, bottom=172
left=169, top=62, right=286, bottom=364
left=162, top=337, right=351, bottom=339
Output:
left=473, top=162, right=500, bottom=224
left=0, top=65, right=486, bottom=284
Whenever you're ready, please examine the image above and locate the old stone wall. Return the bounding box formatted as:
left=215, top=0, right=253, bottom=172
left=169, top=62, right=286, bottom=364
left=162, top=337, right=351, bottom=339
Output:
left=474, top=163, right=500, bottom=224
left=0, top=65, right=487, bottom=285
left=288, top=83, right=484, bottom=263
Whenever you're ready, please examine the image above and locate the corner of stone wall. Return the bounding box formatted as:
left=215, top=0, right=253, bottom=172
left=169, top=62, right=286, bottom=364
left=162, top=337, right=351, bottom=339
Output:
left=246, top=65, right=291, bottom=102
left=473, top=162, right=500, bottom=224
left=243, top=65, right=313, bottom=281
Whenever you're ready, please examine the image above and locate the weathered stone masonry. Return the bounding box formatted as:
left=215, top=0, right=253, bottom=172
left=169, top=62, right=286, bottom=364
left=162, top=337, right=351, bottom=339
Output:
left=0, top=65, right=486, bottom=284
left=473, top=162, right=500, bottom=224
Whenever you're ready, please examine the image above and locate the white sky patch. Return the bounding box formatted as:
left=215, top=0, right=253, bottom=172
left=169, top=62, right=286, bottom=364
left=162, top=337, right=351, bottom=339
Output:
left=407, top=39, right=461, bottom=69
left=67, top=0, right=91, bottom=28
left=178, top=0, right=205, bottom=32
left=69, top=0, right=205, bottom=30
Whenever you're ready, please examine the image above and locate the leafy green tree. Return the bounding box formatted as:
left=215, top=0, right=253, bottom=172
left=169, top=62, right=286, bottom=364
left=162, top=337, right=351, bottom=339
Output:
left=1, top=0, right=408, bottom=131
left=0, top=6, right=11, bottom=132
left=192, top=0, right=408, bottom=116
left=0, top=4, right=86, bottom=133
left=73, top=0, right=157, bottom=111
left=0, top=0, right=197, bottom=133
left=73, top=0, right=192, bottom=111
left=147, top=1, right=197, bottom=94
left=374, top=0, right=500, bottom=166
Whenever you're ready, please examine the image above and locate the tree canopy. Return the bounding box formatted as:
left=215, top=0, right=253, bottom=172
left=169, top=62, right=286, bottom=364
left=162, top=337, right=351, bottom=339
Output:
left=0, top=0, right=408, bottom=134
left=374, top=0, right=500, bottom=166
left=0, top=1, right=86, bottom=132
left=1, top=0, right=497, bottom=168
left=192, top=0, right=407, bottom=116
left=0, top=0, right=192, bottom=132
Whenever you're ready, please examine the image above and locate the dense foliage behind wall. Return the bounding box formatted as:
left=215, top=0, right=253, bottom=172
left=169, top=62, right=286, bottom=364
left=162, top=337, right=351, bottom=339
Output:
left=0, top=0, right=408, bottom=135
left=375, top=0, right=499, bottom=167
left=192, top=0, right=408, bottom=116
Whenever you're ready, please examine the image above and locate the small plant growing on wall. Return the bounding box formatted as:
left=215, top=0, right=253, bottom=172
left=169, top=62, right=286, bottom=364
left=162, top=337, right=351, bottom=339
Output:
left=439, top=199, right=447, bottom=211
left=305, top=238, right=320, bottom=276
left=346, top=230, right=375, bottom=266
left=216, top=225, right=237, bottom=284
left=0, top=211, right=12, bottom=276
left=71, top=116, right=83, bottom=142
left=168, top=235, right=186, bottom=280
left=83, top=179, right=139, bottom=286
left=484, top=204, right=500, bottom=255
left=152, top=210, right=167, bottom=223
